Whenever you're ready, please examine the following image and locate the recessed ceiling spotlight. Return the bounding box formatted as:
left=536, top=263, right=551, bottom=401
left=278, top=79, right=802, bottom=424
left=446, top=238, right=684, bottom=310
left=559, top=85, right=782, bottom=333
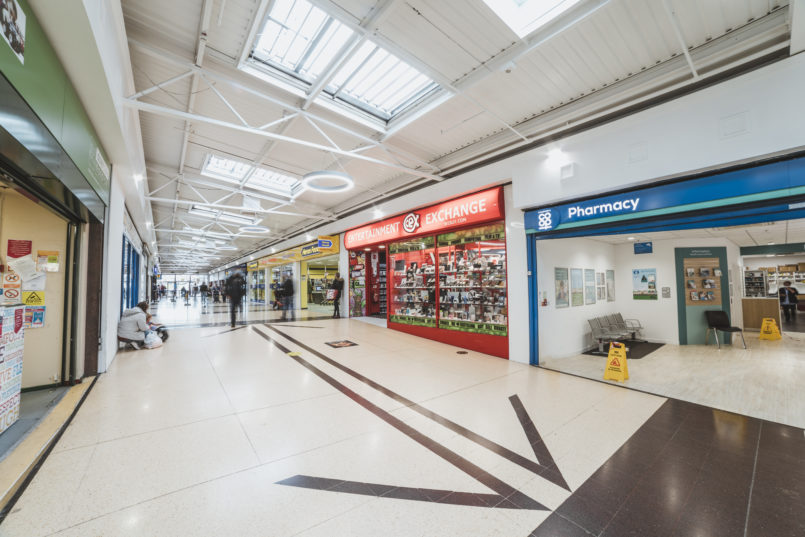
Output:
left=302, top=170, right=354, bottom=193
left=364, top=247, right=371, bottom=251
left=239, top=225, right=270, bottom=233
left=378, top=244, right=385, bottom=249
left=767, top=242, right=775, bottom=245
left=627, top=237, right=636, bottom=241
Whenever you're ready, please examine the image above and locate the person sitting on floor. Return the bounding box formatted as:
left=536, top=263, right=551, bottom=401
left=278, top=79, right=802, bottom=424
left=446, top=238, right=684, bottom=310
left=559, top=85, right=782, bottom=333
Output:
left=117, top=301, right=150, bottom=349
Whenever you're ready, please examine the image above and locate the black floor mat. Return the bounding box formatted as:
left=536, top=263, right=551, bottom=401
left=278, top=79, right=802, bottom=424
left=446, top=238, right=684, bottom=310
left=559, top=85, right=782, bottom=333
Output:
left=583, top=341, right=664, bottom=360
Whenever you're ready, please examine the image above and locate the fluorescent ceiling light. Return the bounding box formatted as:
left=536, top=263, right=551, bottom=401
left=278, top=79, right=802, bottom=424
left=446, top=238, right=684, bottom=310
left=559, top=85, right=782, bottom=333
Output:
left=252, top=0, right=354, bottom=83
left=479, top=0, right=583, bottom=39
left=218, top=245, right=238, bottom=251
left=188, top=205, right=261, bottom=226
left=302, top=170, right=354, bottom=193
left=240, top=225, right=270, bottom=233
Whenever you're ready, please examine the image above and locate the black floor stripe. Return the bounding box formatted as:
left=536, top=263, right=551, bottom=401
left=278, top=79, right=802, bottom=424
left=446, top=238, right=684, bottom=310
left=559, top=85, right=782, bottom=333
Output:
left=251, top=326, right=548, bottom=511
left=264, top=324, right=570, bottom=491
left=509, top=395, right=570, bottom=491
left=277, top=475, right=522, bottom=509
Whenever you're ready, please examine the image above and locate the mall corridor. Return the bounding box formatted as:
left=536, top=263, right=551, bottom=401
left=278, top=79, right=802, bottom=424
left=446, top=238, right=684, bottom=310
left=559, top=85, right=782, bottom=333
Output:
left=2, top=317, right=803, bottom=536
left=2, top=0, right=805, bottom=535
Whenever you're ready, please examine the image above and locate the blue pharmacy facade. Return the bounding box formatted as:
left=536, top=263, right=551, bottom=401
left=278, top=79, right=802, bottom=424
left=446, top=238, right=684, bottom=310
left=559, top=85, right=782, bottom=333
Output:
left=524, top=155, right=805, bottom=365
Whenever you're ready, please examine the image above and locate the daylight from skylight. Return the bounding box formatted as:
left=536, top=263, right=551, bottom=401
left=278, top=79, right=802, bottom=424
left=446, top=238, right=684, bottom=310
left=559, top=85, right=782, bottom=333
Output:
left=247, top=0, right=440, bottom=120
left=480, top=0, right=582, bottom=38
left=201, top=155, right=300, bottom=197
left=326, top=41, right=438, bottom=119
left=252, top=0, right=354, bottom=82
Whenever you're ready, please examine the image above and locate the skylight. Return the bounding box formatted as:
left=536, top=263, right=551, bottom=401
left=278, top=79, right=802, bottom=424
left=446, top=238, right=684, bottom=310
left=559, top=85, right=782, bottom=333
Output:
left=251, top=0, right=354, bottom=83
left=245, top=0, right=441, bottom=121
left=201, top=155, right=301, bottom=197
left=325, top=42, right=438, bottom=119
left=480, top=0, right=582, bottom=38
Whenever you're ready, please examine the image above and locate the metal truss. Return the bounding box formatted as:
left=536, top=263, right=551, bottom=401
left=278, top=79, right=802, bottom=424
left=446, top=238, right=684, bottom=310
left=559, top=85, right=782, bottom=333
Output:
left=125, top=40, right=444, bottom=181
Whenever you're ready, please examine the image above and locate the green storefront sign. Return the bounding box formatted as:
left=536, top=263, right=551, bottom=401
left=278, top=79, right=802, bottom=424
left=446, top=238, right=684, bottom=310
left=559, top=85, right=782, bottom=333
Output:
left=389, top=315, right=436, bottom=327
left=0, top=0, right=110, bottom=205
left=439, top=319, right=507, bottom=336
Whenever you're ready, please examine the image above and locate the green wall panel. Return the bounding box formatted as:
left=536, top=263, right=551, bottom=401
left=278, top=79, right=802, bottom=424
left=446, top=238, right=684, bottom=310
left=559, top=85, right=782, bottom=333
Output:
left=0, top=0, right=109, bottom=204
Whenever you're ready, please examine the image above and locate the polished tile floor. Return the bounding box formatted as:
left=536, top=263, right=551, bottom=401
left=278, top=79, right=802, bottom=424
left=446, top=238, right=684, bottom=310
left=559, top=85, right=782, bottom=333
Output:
left=1, top=313, right=803, bottom=536
left=542, top=332, right=805, bottom=429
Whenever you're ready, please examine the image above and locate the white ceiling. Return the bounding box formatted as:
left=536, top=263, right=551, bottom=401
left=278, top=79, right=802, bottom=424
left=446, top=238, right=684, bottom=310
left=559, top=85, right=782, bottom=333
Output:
left=591, top=218, right=805, bottom=247
left=121, top=0, right=793, bottom=272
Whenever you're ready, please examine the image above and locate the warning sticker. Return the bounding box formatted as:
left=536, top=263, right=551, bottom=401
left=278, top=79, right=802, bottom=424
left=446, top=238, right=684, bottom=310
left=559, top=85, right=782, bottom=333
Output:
left=22, top=291, right=44, bottom=306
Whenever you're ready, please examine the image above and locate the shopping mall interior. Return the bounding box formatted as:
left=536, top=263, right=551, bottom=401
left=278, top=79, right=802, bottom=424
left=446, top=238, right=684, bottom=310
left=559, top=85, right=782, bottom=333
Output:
left=0, top=0, right=804, bottom=535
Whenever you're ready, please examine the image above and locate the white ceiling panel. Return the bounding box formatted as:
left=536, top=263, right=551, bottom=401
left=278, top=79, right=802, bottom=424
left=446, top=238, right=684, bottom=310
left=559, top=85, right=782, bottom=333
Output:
left=123, top=0, right=792, bottom=271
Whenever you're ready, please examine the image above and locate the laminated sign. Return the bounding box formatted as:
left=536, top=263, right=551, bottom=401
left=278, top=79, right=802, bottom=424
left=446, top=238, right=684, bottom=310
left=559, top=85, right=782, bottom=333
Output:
left=22, top=291, right=45, bottom=306
left=603, top=342, right=629, bottom=382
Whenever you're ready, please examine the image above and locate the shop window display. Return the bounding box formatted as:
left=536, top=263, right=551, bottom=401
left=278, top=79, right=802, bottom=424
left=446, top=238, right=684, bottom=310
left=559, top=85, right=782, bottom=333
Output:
left=389, top=237, right=437, bottom=327
left=437, top=224, right=507, bottom=336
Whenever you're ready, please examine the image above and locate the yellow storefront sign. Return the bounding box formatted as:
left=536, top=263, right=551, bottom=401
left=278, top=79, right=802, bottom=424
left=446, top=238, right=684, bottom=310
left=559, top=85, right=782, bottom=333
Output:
left=247, top=261, right=259, bottom=272
left=603, top=342, right=629, bottom=382
left=22, top=291, right=45, bottom=306
left=758, top=317, right=781, bottom=340
left=255, top=236, right=340, bottom=267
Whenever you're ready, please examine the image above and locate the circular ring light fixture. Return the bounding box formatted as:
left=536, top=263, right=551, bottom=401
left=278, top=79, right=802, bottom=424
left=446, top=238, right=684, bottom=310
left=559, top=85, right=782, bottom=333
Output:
left=217, top=245, right=238, bottom=251
left=239, top=225, right=270, bottom=233
left=302, top=170, right=354, bottom=193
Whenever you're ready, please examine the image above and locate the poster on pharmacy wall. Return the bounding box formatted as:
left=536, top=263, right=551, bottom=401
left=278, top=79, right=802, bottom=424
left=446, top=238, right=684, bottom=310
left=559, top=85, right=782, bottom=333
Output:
left=570, top=268, right=583, bottom=307
left=632, top=268, right=658, bottom=300
left=0, top=305, right=26, bottom=435
left=0, top=0, right=26, bottom=64
left=584, top=269, right=596, bottom=305
left=606, top=270, right=616, bottom=302
left=554, top=268, right=569, bottom=308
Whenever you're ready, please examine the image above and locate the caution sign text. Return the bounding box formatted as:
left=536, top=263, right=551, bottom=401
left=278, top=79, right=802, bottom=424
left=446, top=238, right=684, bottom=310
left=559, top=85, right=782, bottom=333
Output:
left=604, top=342, right=629, bottom=382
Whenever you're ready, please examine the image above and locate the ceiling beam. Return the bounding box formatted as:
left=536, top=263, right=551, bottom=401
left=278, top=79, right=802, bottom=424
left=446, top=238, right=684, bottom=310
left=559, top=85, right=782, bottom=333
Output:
left=792, top=0, right=805, bottom=55
left=124, top=98, right=444, bottom=181
left=146, top=196, right=336, bottom=220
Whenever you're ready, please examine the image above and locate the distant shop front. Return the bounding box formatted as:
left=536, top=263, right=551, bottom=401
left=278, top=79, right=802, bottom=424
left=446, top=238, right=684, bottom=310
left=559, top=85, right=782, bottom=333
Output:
left=344, top=187, right=510, bottom=358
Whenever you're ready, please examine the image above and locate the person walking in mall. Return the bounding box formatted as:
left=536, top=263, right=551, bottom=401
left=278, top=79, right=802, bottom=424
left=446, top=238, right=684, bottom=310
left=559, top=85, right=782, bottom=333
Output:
left=281, top=275, right=295, bottom=321
left=779, top=280, right=799, bottom=322
left=225, top=271, right=246, bottom=327
left=330, top=272, right=344, bottom=318
left=199, top=282, right=209, bottom=305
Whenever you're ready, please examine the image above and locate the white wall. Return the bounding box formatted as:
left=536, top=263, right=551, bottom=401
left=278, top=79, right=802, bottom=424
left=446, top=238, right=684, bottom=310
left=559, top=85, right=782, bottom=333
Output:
left=99, top=170, right=126, bottom=372
left=503, top=185, right=529, bottom=363
left=512, top=53, right=805, bottom=210
left=536, top=238, right=619, bottom=359
left=537, top=236, right=743, bottom=360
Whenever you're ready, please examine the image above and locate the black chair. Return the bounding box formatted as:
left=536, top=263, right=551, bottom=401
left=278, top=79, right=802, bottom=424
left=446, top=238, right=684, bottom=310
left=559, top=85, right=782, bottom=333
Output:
left=705, top=310, right=746, bottom=349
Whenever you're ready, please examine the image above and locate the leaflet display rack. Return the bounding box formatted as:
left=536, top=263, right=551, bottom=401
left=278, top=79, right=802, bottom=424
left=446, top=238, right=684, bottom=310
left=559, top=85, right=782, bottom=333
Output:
left=437, top=224, right=507, bottom=336
left=389, top=237, right=436, bottom=327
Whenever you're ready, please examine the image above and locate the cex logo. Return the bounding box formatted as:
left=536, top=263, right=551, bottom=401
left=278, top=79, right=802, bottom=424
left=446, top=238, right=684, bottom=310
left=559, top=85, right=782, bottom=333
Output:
left=402, top=212, right=421, bottom=233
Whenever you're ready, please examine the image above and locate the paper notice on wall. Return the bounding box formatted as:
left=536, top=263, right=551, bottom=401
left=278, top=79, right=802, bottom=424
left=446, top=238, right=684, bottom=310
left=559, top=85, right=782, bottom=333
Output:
left=2, top=272, right=21, bottom=289
left=7, top=255, right=39, bottom=281
left=7, top=239, right=32, bottom=259
left=36, top=250, right=60, bottom=272
left=24, top=306, right=45, bottom=329
left=23, top=273, right=45, bottom=291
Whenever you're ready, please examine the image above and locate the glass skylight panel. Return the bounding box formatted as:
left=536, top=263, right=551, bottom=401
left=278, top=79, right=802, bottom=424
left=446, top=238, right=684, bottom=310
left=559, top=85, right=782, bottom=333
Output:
left=325, top=42, right=438, bottom=118
left=248, top=168, right=299, bottom=194
left=479, top=0, right=582, bottom=38
left=252, top=0, right=354, bottom=82
left=201, top=155, right=252, bottom=183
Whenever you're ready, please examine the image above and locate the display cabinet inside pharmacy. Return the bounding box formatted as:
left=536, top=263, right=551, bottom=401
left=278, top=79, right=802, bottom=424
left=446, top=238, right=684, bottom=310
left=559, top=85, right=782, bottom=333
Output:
left=344, top=187, right=509, bottom=358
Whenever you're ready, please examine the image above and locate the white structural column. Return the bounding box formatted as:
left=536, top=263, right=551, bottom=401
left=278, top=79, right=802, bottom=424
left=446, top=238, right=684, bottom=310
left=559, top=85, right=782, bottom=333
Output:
left=793, top=0, right=805, bottom=55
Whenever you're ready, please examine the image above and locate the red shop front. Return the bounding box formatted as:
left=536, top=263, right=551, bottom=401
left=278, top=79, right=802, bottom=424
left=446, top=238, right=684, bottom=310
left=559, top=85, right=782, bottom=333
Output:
left=344, top=187, right=509, bottom=358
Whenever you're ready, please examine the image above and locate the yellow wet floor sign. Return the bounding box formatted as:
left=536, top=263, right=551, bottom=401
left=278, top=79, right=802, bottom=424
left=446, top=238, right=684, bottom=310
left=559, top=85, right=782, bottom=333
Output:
left=604, top=342, right=629, bottom=382
left=759, top=318, right=781, bottom=341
